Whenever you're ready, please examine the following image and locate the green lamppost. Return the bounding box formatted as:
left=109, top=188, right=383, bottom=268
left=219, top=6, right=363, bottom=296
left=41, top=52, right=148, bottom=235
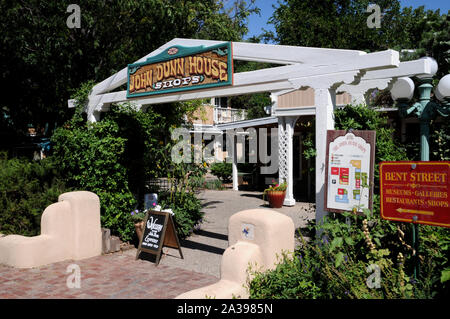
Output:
left=390, top=57, right=450, bottom=279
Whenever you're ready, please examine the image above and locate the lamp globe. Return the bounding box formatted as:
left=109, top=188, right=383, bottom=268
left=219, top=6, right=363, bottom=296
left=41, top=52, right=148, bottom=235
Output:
left=391, top=77, right=415, bottom=101
left=437, top=74, right=450, bottom=100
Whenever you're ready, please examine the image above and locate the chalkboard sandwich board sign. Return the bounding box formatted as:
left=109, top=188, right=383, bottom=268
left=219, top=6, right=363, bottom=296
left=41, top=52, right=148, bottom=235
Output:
left=136, top=210, right=183, bottom=266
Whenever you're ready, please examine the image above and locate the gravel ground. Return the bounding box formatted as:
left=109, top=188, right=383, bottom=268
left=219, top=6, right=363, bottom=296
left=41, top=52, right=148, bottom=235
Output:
left=124, top=189, right=316, bottom=278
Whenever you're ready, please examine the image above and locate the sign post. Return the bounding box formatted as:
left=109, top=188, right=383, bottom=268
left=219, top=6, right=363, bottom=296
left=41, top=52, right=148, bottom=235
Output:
left=325, top=130, right=376, bottom=214
left=136, top=210, right=183, bottom=266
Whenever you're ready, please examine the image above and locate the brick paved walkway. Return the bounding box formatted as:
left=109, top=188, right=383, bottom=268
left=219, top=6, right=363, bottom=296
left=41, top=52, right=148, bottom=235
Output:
left=0, top=251, right=217, bottom=299
left=0, top=189, right=313, bottom=299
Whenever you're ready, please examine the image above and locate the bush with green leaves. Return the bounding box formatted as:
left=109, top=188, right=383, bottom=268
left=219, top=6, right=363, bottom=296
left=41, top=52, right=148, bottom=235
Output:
left=51, top=112, right=136, bottom=241
left=248, top=104, right=449, bottom=299
left=0, top=154, right=69, bottom=236
left=431, top=119, right=450, bottom=161
left=51, top=96, right=167, bottom=241
left=50, top=81, right=211, bottom=242
left=159, top=191, right=203, bottom=239
left=334, top=104, right=408, bottom=193
left=248, top=210, right=449, bottom=299
left=204, top=179, right=225, bottom=190
left=154, top=153, right=206, bottom=239
left=210, top=162, right=232, bottom=182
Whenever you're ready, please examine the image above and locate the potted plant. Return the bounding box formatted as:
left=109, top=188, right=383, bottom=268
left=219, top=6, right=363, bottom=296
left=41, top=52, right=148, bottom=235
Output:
left=263, top=180, right=287, bottom=208
left=130, top=209, right=147, bottom=240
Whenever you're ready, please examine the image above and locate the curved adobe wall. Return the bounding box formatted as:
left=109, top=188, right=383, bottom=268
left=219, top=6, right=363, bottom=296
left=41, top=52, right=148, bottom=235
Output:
left=0, top=191, right=102, bottom=268
left=176, top=208, right=294, bottom=299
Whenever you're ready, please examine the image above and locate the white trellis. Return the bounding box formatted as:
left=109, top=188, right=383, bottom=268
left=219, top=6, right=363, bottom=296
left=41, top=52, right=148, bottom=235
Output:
left=70, top=38, right=435, bottom=225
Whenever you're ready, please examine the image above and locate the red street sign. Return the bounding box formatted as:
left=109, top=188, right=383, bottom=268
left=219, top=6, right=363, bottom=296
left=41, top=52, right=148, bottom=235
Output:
left=380, top=161, right=450, bottom=228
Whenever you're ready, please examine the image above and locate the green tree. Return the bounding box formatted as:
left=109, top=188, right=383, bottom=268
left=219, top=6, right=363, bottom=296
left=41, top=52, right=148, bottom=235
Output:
left=415, top=13, right=450, bottom=77
left=265, top=0, right=446, bottom=54
left=0, top=0, right=258, bottom=141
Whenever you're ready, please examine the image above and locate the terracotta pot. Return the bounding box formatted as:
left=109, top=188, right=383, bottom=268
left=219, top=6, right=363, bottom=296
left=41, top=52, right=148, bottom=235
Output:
left=266, top=190, right=286, bottom=208
left=134, top=221, right=144, bottom=240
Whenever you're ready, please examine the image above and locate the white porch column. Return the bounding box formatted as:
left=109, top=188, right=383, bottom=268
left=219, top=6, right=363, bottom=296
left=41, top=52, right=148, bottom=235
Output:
left=278, top=116, right=298, bottom=206
left=232, top=135, right=238, bottom=191
left=315, top=88, right=336, bottom=224
left=87, top=110, right=101, bottom=123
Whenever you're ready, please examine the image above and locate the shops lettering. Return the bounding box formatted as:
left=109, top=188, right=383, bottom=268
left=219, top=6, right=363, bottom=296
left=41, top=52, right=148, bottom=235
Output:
left=129, top=56, right=228, bottom=93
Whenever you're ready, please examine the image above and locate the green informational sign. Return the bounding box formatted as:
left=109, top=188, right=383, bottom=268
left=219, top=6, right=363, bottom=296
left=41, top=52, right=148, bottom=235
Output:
left=127, top=42, right=233, bottom=98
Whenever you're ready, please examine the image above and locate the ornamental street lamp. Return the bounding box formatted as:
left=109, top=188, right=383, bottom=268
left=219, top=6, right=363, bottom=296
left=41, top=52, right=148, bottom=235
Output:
left=390, top=57, right=450, bottom=161
left=389, top=58, right=450, bottom=279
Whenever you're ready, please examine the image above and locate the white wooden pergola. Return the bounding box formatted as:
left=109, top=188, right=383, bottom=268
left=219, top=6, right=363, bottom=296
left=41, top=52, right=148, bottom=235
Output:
left=70, top=38, right=434, bottom=224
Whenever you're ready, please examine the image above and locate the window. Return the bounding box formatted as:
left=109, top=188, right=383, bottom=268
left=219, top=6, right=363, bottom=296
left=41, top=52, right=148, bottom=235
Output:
left=213, top=97, right=228, bottom=108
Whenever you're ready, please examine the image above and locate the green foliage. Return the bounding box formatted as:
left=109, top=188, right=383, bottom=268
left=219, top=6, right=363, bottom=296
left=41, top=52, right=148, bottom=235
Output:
left=0, top=0, right=258, bottom=138
left=210, top=162, right=233, bottom=182
left=130, top=209, right=147, bottom=222
left=51, top=115, right=136, bottom=241
left=51, top=93, right=168, bottom=241
left=264, top=181, right=287, bottom=193
left=141, top=133, right=206, bottom=239
left=0, top=156, right=69, bottom=236
left=228, top=59, right=274, bottom=119
left=431, top=120, right=450, bottom=161
left=248, top=104, right=448, bottom=299
left=249, top=211, right=449, bottom=299
left=159, top=191, right=203, bottom=239
left=334, top=105, right=408, bottom=193
left=204, top=179, right=225, bottom=190
left=248, top=251, right=322, bottom=299
left=265, top=0, right=445, bottom=53
left=415, top=13, right=450, bottom=78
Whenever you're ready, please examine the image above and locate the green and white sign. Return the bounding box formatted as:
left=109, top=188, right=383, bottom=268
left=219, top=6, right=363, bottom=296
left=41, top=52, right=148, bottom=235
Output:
left=127, top=42, right=233, bottom=98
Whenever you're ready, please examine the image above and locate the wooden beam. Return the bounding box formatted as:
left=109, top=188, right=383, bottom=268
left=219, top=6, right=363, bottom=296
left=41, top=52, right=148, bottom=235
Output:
left=360, top=59, right=431, bottom=81
left=90, top=38, right=369, bottom=96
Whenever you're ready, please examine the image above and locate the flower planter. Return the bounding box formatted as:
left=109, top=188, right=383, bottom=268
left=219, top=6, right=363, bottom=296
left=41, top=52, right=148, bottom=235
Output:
left=134, top=221, right=144, bottom=240
left=266, top=190, right=286, bottom=208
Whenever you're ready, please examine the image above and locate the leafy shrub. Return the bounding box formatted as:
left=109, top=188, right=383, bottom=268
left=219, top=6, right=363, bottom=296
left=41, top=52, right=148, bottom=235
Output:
left=188, top=175, right=206, bottom=190
left=431, top=120, right=450, bottom=161
left=210, top=162, right=232, bottom=182
left=0, top=155, right=69, bottom=236
left=249, top=211, right=449, bottom=299
left=334, top=104, right=408, bottom=193
left=159, top=191, right=203, bottom=239
left=204, top=179, right=225, bottom=190
left=51, top=99, right=167, bottom=241
left=51, top=115, right=137, bottom=241
left=248, top=104, right=449, bottom=299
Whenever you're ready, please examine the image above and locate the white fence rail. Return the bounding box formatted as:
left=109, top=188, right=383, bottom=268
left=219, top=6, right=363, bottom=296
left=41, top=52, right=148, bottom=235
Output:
left=214, top=107, right=247, bottom=124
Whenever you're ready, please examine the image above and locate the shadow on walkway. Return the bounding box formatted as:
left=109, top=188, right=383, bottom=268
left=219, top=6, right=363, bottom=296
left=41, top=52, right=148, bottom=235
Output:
left=201, top=200, right=223, bottom=208
left=239, top=193, right=263, bottom=199
left=180, top=239, right=225, bottom=255
left=194, top=229, right=228, bottom=241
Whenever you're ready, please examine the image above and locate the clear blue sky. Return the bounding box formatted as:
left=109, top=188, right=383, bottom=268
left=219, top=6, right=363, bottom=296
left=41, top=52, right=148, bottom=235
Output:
left=243, top=0, right=450, bottom=40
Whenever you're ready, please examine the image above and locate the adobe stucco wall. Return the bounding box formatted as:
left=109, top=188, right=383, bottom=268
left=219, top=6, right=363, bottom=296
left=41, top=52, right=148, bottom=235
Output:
left=190, top=104, right=214, bottom=125
left=176, top=208, right=294, bottom=299
left=0, top=191, right=102, bottom=268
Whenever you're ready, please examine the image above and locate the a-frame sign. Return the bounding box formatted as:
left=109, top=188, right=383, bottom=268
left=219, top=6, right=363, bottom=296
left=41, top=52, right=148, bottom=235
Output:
left=136, top=210, right=183, bottom=266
